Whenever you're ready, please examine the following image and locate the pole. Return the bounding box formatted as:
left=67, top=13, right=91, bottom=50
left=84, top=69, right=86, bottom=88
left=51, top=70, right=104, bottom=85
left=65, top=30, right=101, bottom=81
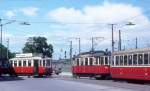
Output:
left=7, top=38, right=9, bottom=59
left=118, top=30, right=121, bottom=51
left=91, top=37, right=94, bottom=52
left=0, top=19, right=2, bottom=64
left=79, top=38, right=81, bottom=54
left=136, top=37, right=137, bottom=49
left=111, top=24, right=115, bottom=52
left=70, top=41, right=72, bottom=63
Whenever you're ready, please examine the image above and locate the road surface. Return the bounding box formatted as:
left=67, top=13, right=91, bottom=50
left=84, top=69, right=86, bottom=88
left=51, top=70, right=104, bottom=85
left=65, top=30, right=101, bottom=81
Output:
left=0, top=76, right=149, bottom=91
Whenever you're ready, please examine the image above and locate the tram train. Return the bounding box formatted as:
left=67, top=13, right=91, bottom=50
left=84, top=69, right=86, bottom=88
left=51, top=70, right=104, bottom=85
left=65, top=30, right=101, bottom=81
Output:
left=72, top=48, right=150, bottom=80
left=7, top=53, right=53, bottom=77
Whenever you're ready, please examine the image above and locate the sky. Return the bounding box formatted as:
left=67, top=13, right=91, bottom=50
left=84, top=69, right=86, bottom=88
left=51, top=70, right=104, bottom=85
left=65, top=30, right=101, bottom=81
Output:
left=0, top=0, right=150, bottom=59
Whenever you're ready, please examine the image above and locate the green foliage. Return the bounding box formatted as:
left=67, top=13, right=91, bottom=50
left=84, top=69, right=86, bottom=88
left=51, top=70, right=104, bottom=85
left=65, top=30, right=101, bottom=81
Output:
left=0, top=44, right=15, bottom=59
left=22, top=36, right=53, bottom=57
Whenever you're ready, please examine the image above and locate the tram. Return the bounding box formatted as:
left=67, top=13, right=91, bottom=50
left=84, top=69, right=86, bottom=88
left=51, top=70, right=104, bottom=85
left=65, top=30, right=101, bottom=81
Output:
left=111, top=48, right=150, bottom=80
left=72, top=51, right=111, bottom=79
left=9, top=53, right=52, bottom=77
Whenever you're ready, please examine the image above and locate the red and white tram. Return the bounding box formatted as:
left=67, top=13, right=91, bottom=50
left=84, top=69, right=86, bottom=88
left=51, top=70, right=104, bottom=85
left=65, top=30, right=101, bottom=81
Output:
left=111, top=48, right=150, bottom=80
left=9, top=53, right=52, bottom=77
left=72, top=51, right=111, bottom=79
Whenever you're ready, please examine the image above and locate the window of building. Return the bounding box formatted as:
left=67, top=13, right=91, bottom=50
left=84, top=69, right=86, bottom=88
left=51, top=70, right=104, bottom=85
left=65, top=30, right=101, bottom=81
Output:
left=28, top=60, right=31, bottom=66
left=138, top=54, right=143, bottom=65
left=18, top=60, right=22, bottom=66
left=144, top=53, right=148, bottom=65
left=14, top=61, right=17, bottom=67
left=89, top=58, right=93, bottom=66
left=23, top=60, right=26, bottom=66
left=133, top=54, right=137, bottom=65
left=128, top=55, right=132, bottom=65
left=85, top=58, right=88, bottom=65
left=124, top=55, right=127, bottom=65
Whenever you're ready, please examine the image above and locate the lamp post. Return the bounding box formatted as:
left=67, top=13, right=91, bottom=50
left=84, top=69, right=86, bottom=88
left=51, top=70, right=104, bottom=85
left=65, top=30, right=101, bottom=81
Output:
left=0, top=19, right=30, bottom=66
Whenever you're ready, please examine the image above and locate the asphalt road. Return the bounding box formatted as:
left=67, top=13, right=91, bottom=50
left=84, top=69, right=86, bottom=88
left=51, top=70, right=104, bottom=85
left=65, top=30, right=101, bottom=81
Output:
left=0, top=76, right=150, bottom=91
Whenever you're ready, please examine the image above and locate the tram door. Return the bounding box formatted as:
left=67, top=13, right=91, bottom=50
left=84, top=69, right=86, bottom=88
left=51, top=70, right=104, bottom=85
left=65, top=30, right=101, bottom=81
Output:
left=33, top=60, right=39, bottom=76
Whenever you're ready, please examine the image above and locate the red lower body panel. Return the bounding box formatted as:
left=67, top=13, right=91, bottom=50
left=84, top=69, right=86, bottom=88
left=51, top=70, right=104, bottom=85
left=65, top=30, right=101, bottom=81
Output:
left=72, top=65, right=110, bottom=75
left=111, top=67, right=150, bottom=80
left=13, top=67, right=52, bottom=76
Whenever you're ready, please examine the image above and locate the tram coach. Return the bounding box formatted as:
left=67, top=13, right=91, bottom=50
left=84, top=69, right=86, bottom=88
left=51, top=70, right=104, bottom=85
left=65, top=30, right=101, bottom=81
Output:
left=9, top=53, right=52, bottom=77
left=111, top=48, right=150, bottom=80
left=72, top=51, right=111, bottom=79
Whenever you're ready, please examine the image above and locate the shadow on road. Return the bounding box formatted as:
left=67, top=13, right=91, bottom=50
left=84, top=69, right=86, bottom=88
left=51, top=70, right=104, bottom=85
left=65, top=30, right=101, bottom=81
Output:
left=0, top=76, right=24, bottom=82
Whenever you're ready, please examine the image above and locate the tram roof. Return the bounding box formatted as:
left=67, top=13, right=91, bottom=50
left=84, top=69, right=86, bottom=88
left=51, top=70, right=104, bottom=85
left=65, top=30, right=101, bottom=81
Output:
left=113, top=48, right=150, bottom=55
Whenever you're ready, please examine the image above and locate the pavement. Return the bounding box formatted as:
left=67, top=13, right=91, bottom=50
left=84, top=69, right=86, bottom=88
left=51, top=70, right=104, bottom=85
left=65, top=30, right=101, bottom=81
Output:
left=0, top=75, right=150, bottom=91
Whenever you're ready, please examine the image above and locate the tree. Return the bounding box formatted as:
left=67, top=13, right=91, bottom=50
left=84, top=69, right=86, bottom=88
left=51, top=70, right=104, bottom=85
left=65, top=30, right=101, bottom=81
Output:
left=0, top=44, right=15, bottom=60
left=22, top=36, right=53, bottom=57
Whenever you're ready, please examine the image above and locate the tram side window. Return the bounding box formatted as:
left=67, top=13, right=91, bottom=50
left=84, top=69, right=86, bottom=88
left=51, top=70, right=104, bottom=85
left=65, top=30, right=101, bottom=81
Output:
left=116, top=56, right=119, bottom=66
left=124, top=55, right=127, bottom=65
left=138, top=54, right=143, bottom=65
left=144, top=53, right=148, bottom=65
left=95, top=57, right=99, bottom=65
left=14, top=61, right=17, bottom=67
left=28, top=60, right=31, bottom=66
left=100, top=57, right=104, bottom=65
left=133, top=54, right=137, bottom=65
left=39, top=60, right=42, bottom=66
left=105, top=57, right=108, bottom=65
left=18, top=60, right=22, bottom=66
left=23, top=60, right=26, bottom=66
left=43, top=60, right=46, bottom=67
left=120, top=56, right=123, bottom=65
left=85, top=58, right=88, bottom=66
left=128, top=55, right=132, bottom=65
left=77, top=59, right=80, bottom=66
left=89, top=58, right=93, bottom=66
left=80, top=59, right=84, bottom=66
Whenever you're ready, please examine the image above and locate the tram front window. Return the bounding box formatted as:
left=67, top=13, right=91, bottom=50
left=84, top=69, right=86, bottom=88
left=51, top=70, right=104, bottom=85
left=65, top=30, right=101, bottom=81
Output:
left=14, top=61, right=17, bottom=67
left=43, top=60, right=46, bottom=67
left=89, top=58, right=93, bottom=65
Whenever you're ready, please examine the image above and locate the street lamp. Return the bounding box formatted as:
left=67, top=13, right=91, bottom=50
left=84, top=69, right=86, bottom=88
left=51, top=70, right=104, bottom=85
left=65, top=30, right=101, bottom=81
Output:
left=0, top=18, right=30, bottom=65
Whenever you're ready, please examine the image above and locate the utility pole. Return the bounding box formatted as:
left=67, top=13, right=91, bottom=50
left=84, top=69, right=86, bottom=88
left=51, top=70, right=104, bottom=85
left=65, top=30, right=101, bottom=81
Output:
left=75, top=38, right=81, bottom=54
left=136, top=37, right=137, bottom=49
left=109, top=24, right=117, bottom=52
left=7, top=38, right=9, bottom=59
left=118, top=30, right=121, bottom=51
left=91, top=37, right=94, bottom=52
left=69, top=41, right=72, bottom=64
